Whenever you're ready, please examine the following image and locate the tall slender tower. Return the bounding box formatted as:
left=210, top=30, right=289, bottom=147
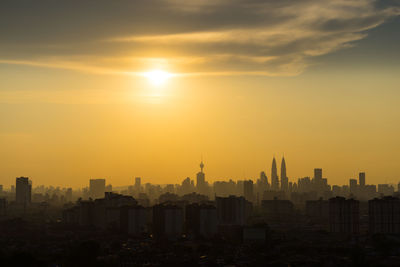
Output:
left=271, top=157, right=279, bottom=190
left=196, top=160, right=206, bottom=194
left=281, top=157, right=288, bottom=191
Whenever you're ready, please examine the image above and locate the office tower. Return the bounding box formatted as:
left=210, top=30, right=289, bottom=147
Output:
left=93, top=192, right=138, bottom=230
left=280, top=157, right=288, bottom=192
left=271, top=158, right=279, bottom=191
left=185, top=203, right=217, bottom=239
left=196, top=160, right=207, bottom=195
left=260, top=171, right=269, bottom=186
left=89, top=179, right=106, bottom=199
left=243, top=180, right=254, bottom=202
left=314, top=168, right=322, bottom=181
left=329, top=197, right=359, bottom=234
left=359, top=172, right=366, bottom=187
left=369, top=196, right=400, bottom=234
left=180, top=177, right=194, bottom=195
left=349, top=179, right=358, bottom=195
left=216, top=195, right=252, bottom=226
left=332, top=185, right=342, bottom=197
left=15, top=177, right=32, bottom=205
left=313, top=168, right=323, bottom=193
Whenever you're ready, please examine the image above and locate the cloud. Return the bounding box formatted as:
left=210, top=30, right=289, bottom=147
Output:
left=0, top=0, right=398, bottom=76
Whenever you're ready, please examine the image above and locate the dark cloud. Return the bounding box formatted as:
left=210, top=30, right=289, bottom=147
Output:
left=0, top=0, right=398, bottom=75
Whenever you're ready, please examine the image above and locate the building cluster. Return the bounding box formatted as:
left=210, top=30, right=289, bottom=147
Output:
left=63, top=192, right=256, bottom=241
left=61, top=193, right=400, bottom=237
left=2, top=158, right=400, bottom=238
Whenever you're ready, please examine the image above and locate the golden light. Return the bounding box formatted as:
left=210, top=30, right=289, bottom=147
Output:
left=143, top=70, right=173, bottom=86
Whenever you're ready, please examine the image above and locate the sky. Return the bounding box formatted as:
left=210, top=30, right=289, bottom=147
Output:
left=1, top=0, right=400, bottom=188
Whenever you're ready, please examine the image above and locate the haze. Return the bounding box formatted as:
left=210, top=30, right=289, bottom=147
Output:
left=1, top=0, right=400, bottom=187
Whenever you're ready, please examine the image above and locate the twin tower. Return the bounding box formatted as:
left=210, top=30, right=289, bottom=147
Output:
left=270, top=157, right=288, bottom=191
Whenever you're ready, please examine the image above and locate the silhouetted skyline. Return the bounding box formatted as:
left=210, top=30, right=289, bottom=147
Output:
left=1, top=1, right=400, bottom=266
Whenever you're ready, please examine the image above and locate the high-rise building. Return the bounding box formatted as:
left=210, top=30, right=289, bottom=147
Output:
left=243, top=180, right=254, bottom=202
left=153, top=204, right=184, bottom=239
left=185, top=203, right=217, bottom=239
left=89, top=179, right=106, bottom=199
left=179, top=177, right=194, bottom=195
left=260, top=171, right=269, bottom=186
left=369, top=196, right=400, bottom=234
left=216, top=195, right=252, bottom=226
left=313, top=168, right=324, bottom=194
left=120, top=205, right=147, bottom=235
left=359, top=172, right=366, bottom=187
left=15, top=177, right=32, bottom=205
left=271, top=158, right=279, bottom=191
left=314, top=168, right=322, bottom=181
left=329, top=197, right=359, bottom=234
left=349, top=179, right=358, bottom=195
left=280, top=157, right=288, bottom=192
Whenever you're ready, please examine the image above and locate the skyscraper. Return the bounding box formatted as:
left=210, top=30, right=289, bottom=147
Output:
left=271, top=157, right=279, bottom=190
left=314, top=168, right=322, bottom=181
left=313, top=168, right=323, bottom=193
left=16, top=177, right=31, bottom=205
left=260, top=171, right=269, bottom=186
left=89, top=179, right=106, bottom=199
left=349, top=179, right=358, bottom=195
left=243, top=180, right=254, bottom=202
left=359, top=172, right=366, bottom=187
left=329, top=197, right=359, bottom=234
left=280, top=157, right=288, bottom=192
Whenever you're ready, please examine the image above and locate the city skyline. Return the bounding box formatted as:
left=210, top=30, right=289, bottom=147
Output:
left=0, top=157, right=391, bottom=190
left=1, top=1, right=400, bottom=265
left=1, top=1, right=400, bottom=188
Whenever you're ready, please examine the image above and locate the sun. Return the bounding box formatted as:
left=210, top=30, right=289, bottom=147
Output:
left=143, top=70, right=172, bottom=86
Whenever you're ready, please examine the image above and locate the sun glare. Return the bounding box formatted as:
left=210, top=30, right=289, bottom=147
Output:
left=143, top=70, right=172, bottom=86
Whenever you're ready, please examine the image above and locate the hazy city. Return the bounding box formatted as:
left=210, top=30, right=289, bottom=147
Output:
left=1, top=158, right=400, bottom=265
left=1, top=0, right=400, bottom=266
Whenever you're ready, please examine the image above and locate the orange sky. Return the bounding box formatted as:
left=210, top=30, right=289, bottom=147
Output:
left=0, top=0, right=400, bottom=188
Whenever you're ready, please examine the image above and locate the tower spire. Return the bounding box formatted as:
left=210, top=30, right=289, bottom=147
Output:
left=200, top=159, right=204, bottom=173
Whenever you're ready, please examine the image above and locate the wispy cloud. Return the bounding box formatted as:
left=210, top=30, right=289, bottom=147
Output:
left=0, top=0, right=398, bottom=76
